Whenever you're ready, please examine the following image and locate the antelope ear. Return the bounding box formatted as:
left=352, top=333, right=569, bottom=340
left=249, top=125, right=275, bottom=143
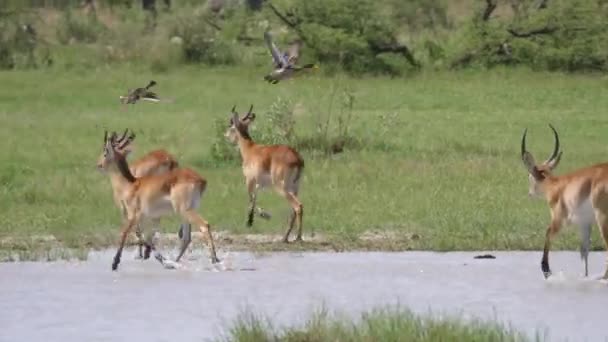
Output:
left=232, top=111, right=240, bottom=126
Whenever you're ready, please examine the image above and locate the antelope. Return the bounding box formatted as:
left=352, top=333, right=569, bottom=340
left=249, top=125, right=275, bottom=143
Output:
left=521, top=124, right=608, bottom=279
left=225, top=105, right=305, bottom=242
left=97, top=130, right=220, bottom=270
left=97, top=129, right=181, bottom=259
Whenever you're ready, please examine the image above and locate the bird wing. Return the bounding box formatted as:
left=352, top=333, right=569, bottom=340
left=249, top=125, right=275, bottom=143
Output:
left=286, top=42, right=301, bottom=65
left=264, top=31, right=287, bottom=68
left=142, top=91, right=160, bottom=102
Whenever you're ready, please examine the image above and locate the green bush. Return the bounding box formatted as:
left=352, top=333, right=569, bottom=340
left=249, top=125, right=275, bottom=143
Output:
left=283, top=0, right=415, bottom=75
left=171, top=12, right=239, bottom=65
left=56, top=10, right=105, bottom=44
left=449, top=0, right=608, bottom=72
left=209, top=117, right=240, bottom=165
left=0, top=11, right=52, bottom=69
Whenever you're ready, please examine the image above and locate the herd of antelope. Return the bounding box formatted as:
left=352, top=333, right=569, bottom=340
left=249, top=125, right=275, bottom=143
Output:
left=103, top=80, right=608, bottom=280
left=97, top=104, right=304, bottom=271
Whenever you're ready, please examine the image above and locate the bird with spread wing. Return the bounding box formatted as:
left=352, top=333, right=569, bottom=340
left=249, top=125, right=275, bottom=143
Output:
left=263, top=31, right=318, bottom=84
left=120, top=80, right=161, bottom=105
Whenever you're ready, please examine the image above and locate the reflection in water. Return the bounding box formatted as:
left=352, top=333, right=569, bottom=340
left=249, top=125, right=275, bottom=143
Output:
left=0, top=251, right=606, bottom=342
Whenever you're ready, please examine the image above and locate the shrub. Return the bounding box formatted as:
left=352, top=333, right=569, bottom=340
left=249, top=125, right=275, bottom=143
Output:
left=448, top=0, right=608, bottom=72
left=171, top=11, right=239, bottom=65
left=273, top=0, right=417, bottom=75
left=56, top=10, right=106, bottom=44
left=209, top=116, right=240, bottom=164
left=0, top=11, right=52, bottom=69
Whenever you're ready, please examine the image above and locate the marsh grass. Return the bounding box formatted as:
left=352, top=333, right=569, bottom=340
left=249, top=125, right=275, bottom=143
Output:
left=218, top=306, right=538, bottom=342
left=1, top=66, right=608, bottom=253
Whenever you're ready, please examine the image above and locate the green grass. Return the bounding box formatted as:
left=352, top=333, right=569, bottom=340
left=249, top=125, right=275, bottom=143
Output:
left=1, top=65, right=608, bottom=252
left=218, top=306, right=538, bottom=342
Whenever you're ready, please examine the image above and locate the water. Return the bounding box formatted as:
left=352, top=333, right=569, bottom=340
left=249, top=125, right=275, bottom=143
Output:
left=1, top=250, right=607, bottom=342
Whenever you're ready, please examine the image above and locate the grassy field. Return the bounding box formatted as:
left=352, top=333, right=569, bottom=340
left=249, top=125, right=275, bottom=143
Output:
left=1, top=65, right=608, bottom=254
left=218, top=306, right=537, bottom=342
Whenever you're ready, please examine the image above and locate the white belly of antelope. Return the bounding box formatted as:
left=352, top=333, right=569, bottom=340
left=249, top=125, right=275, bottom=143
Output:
left=567, top=197, right=595, bottom=227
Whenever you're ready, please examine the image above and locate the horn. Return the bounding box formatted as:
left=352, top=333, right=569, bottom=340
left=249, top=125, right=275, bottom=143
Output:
left=243, top=104, right=254, bottom=120
left=521, top=128, right=528, bottom=162
left=231, top=105, right=236, bottom=114
left=115, top=128, right=129, bottom=145
left=545, top=124, right=560, bottom=164
left=104, top=130, right=108, bottom=143
left=109, top=131, right=118, bottom=144
left=119, top=129, right=136, bottom=149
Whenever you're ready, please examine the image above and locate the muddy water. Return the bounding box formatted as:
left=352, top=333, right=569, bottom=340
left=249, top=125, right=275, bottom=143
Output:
left=1, top=250, right=607, bottom=342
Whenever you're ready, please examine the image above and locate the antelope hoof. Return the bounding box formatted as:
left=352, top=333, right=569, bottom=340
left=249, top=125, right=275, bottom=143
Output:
left=282, top=237, right=290, bottom=244
left=143, top=245, right=152, bottom=260
left=541, top=260, right=551, bottom=279
left=155, top=253, right=165, bottom=263
left=246, top=216, right=254, bottom=228
left=211, top=256, right=221, bottom=264
left=295, top=236, right=303, bottom=243
left=112, top=257, right=121, bottom=271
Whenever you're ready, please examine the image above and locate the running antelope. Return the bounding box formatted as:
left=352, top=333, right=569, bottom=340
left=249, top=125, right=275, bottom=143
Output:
left=98, top=130, right=219, bottom=270
left=521, top=124, right=608, bottom=279
left=225, top=105, right=305, bottom=242
left=97, top=129, right=180, bottom=259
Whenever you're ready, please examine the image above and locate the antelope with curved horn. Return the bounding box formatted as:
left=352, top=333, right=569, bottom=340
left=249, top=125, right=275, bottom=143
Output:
left=98, top=130, right=220, bottom=270
left=98, top=128, right=182, bottom=259
left=225, top=105, right=305, bottom=242
left=521, top=124, right=608, bottom=279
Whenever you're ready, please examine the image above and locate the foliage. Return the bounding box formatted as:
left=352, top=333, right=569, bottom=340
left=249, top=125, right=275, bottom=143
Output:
left=285, top=0, right=415, bottom=75
left=219, top=306, right=533, bottom=342
left=170, top=10, right=239, bottom=65
left=449, top=0, right=608, bottom=72
left=209, top=117, right=240, bottom=165
left=56, top=9, right=106, bottom=44
left=0, top=10, right=52, bottom=69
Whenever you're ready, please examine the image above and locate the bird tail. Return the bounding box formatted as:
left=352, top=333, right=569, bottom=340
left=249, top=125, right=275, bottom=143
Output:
left=146, top=80, right=157, bottom=89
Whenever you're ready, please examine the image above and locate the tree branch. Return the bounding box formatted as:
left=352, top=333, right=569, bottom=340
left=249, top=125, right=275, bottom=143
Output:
left=203, top=17, right=222, bottom=31
left=482, top=0, right=497, bottom=21
left=507, top=26, right=557, bottom=38
left=369, top=43, right=420, bottom=68
left=266, top=1, right=297, bottom=30
left=265, top=1, right=310, bottom=45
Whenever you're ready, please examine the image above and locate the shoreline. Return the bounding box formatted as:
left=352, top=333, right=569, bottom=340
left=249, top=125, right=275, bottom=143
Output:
left=0, top=230, right=599, bottom=262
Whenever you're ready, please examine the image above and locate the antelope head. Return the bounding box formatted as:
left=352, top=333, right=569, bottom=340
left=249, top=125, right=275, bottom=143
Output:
left=97, top=129, right=136, bottom=171
left=224, top=104, right=256, bottom=143
left=520, top=124, right=562, bottom=197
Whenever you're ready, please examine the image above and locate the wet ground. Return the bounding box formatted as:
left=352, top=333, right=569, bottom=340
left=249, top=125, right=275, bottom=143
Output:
left=1, top=250, right=607, bottom=342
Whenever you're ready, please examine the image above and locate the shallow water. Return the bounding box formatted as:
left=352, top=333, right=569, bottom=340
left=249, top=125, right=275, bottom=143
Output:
left=1, top=250, right=607, bottom=342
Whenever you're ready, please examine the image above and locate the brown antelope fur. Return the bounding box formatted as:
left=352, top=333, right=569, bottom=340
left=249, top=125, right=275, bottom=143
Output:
left=225, top=105, right=305, bottom=243
left=97, top=130, right=219, bottom=271
left=521, top=124, right=608, bottom=279
left=97, top=129, right=180, bottom=259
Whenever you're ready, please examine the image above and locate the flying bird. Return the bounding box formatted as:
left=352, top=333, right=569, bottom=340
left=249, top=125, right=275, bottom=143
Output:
left=263, top=31, right=318, bottom=84
left=120, top=80, right=161, bottom=105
